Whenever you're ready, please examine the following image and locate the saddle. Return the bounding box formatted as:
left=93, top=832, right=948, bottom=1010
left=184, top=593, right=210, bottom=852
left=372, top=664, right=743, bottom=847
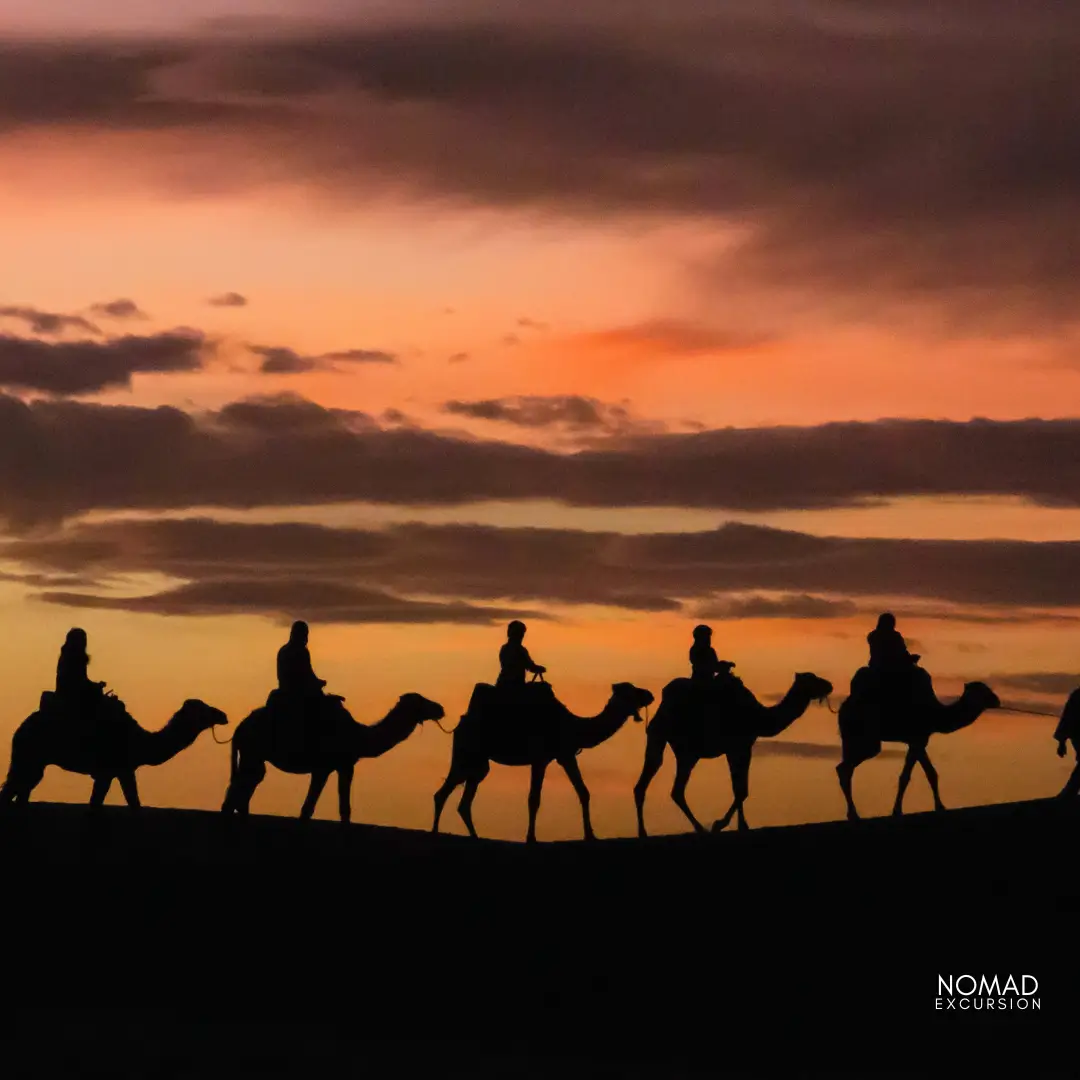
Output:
left=850, top=663, right=934, bottom=718
left=467, top=679, right=556, bottom=726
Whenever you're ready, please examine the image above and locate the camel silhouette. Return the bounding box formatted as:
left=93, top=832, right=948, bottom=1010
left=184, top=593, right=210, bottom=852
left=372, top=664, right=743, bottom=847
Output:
left=221, top=692, right=445, bottom=822
left=633, top=671, right=833, bottom=837
left=1054, top=687, right=1080, bottom=796
left=835, top=669, right=1000, bottom=819
left=0, top=696, right=227, bottom=808
left=431, top=677, right=654, bottom=842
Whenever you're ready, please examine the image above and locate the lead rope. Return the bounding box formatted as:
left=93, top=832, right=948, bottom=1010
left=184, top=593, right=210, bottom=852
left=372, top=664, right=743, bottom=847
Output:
left=210, top=723, right=233, bottom=744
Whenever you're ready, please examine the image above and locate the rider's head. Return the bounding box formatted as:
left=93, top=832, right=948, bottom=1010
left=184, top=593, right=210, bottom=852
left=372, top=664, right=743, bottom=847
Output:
left=692, top=624, right=712, bottom=641
left=65, top=627, right=87, bottom=649
left=507, top=620, right=526, bottom=641
left=290, top=620, right=309, bottom=643
left=877, top=612, right=896, bottom=630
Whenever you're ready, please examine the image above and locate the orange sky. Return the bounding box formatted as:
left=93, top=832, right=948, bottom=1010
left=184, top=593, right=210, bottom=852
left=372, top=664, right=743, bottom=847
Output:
left=0, top=6, right=1078, bottom=838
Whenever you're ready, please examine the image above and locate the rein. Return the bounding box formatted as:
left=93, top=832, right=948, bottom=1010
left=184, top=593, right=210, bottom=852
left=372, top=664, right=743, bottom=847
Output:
left=209, top=723, right=233, bottom=744
left=997, top=705, right=1061, bottom=718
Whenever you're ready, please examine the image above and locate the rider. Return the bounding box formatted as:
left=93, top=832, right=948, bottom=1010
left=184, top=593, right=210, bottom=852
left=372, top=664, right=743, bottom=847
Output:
left=689, top=624, right=735, bottom=684
left=55, top=627, right=108, bottom=717
left=496, top=620, right=546, bottom=690
left=863, top=612, right=921, bottom=707
left=276, top=620, right=331, bottom=733
left=867, top=613, right=917, bottom=673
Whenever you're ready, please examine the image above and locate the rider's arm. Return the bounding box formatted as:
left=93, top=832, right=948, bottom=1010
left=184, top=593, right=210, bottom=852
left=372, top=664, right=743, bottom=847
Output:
left=523, top=647, right=545, bottom=673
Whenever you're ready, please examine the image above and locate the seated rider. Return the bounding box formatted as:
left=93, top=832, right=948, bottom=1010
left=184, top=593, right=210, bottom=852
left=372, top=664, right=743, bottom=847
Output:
left=496, top=620, right=546, bottom=696
left=276, top=620, right=331, bottom=730
left=867, top=613, right=918, bottom=673
left=55, top=627, right=107, bottom=713
left=689, top=625, right=737, bottom=701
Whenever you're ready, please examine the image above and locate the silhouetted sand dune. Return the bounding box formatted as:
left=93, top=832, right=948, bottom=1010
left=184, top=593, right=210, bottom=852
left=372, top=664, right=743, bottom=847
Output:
left=1, top=800, right=1072, bottom=1074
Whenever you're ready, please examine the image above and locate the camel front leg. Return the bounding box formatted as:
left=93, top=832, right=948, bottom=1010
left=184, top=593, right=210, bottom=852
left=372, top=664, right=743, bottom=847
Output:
left=915, top=748, right=945, bottom=811
left=300, top=769, right=331, bottom=820
left=559, top=755, right=595, bottom=841
left=457, top=761, right=489, bottom=839
left=526, top=761, right=549, bottom=844
left=336, top=764, right=355, bottom=824
left=1060, top=759, right=1080, bottom=798
left=671, top=754, right=706, bottom=834
left=432, top=768, right=463, bottom=833
left=836, top=757, right=860, bottom=821
left=633, top=732, right=666, bottom=839
left=89, top=775, right=113, bottom=807
left=116, top=771, right=141, bottom=809
left=892, top=746, right=919, bottom=816
left=714, top=748, right=752, bottom=832
left=224, top=760, right=265, bottom=816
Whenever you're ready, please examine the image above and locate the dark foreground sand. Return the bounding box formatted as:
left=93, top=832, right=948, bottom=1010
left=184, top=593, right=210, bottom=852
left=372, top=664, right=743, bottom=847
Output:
left=1, top=799, right=1075, bottom=1076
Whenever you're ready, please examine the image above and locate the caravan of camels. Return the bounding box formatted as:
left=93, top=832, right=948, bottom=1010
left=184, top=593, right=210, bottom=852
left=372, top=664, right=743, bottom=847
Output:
left=1, top=615, right=1077, bottom=841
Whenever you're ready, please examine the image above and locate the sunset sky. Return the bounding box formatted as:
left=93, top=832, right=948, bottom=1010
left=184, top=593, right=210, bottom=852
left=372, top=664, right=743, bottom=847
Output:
left=1, top=1, right=1079, bottom=839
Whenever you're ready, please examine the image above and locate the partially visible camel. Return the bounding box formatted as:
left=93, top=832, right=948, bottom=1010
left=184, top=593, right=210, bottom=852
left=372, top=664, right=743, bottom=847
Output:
left=432, top=679, right=654, bottom=842
left=1053, top=687, right=1080, bottom=797
left=835, top=668, right=1001, bottom=819
left=0, top=695, right=228, bottom=808
left=633, top=671, right=834, bottom=837
left=221, top=692, right=445, bottom=822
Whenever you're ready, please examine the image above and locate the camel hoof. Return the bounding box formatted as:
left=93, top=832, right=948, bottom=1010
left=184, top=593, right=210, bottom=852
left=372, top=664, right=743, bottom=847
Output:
left=711, top=820, right=726, bottom=833
left=847, top=811, right=861, bottom=822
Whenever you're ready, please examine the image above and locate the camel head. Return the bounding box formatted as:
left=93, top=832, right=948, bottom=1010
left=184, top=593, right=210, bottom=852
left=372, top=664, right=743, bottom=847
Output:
left=962, top=681, right=1001, bottom=712
left=610, top=682, right=655, bottom=723
left=396, top=692, right=446, bottom=726
left=176, top=699, right=229, bottom=732
left=794, top=672, right=834, bottom=703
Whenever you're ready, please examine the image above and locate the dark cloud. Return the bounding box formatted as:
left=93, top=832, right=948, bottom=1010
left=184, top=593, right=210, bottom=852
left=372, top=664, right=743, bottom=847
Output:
left=37, top=577, right=544, bottom=626
left=581, top=320, right=774, bottom=354
left=8, top=515, right=1080, bottom=621
left=90, top=299, right=147, bottom=320
left=698, top=594, right=861, bottom=620
left=0, top=306, right=99, bottom=336
left=987, top=672, right=1080, bottom=697
left=442, top=395, right=665, bottom=438
left=252, top=344, right=397, bottom=374
left=323, top=348, right=397, bottom=365
left=0, top=330, right=207, bottom=396
left=207, top=292, right=248, bottom=307
left=448, top=352, right=470, bottom=363
left=4, top=6, right=1080, bottom=328
left=1, top=395, right=1080, bottom=523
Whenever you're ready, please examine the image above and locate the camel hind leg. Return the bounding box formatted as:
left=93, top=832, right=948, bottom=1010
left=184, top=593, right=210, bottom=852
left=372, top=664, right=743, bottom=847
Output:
left=633, top=729, right=667, bottom=839
left=0, top=760, right=45, bottom=807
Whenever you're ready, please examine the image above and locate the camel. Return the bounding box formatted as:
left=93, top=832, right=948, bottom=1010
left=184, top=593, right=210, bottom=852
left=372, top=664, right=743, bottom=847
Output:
left=633, top=671, right=834, bottom=837
left=221, top=692, right=445, bottom=822
left=835, top=668, right=1001, bottom=820
left=0, top=694, right=228, bottom=808
left=431, top=678, right=655, bottom=842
